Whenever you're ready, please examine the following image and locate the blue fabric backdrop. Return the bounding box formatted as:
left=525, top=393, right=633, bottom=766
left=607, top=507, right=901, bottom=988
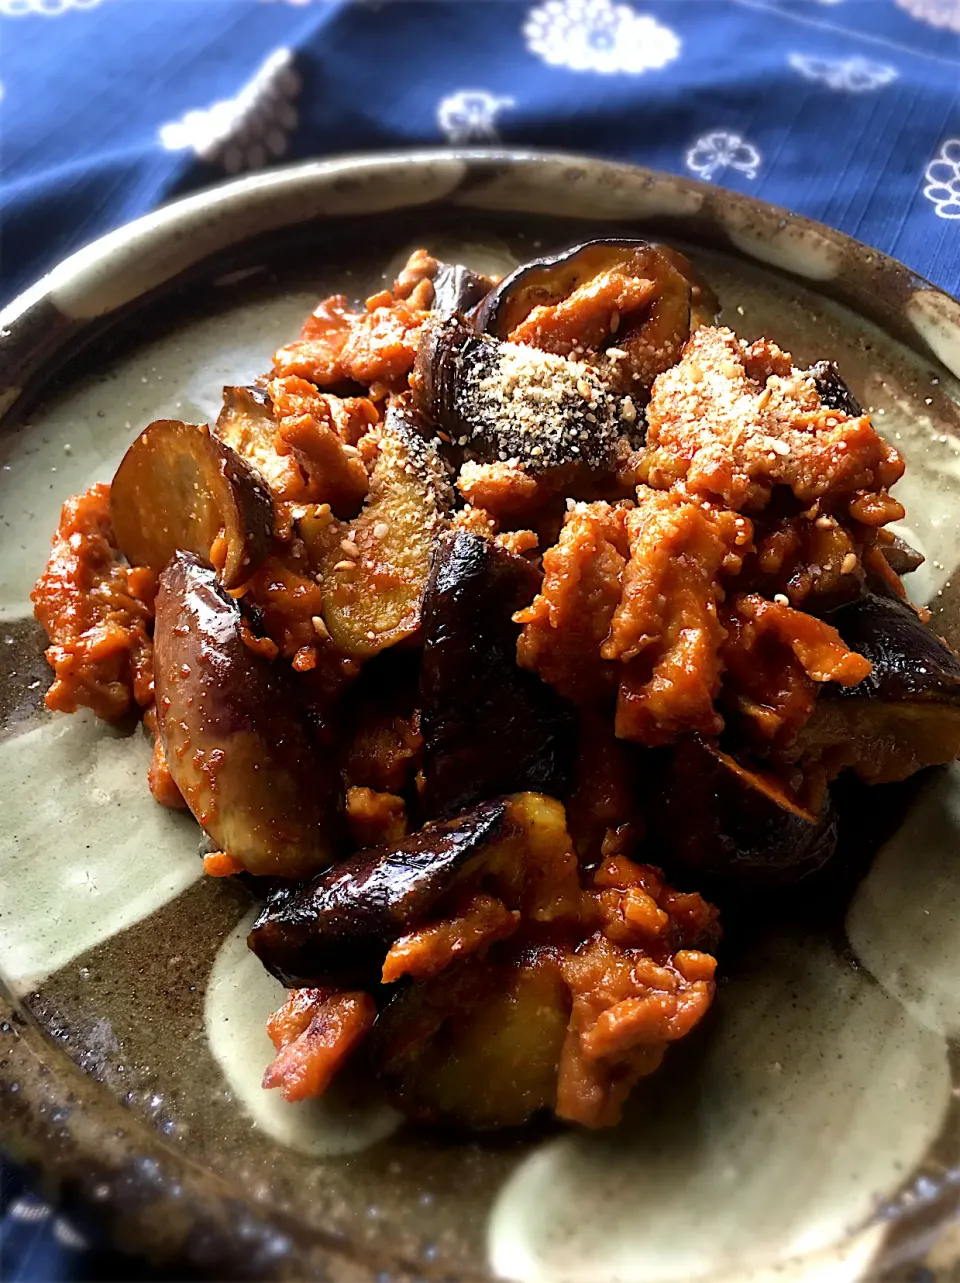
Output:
left=1, top=0, right=959, bottom=1277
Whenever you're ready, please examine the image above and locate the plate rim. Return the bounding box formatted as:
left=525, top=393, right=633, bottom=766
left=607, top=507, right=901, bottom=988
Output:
left=2, top=147, right=959, bottom=428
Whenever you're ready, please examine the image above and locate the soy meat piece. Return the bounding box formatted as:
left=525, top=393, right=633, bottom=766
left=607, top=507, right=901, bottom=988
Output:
left=642, top=327, right=904, bottom=517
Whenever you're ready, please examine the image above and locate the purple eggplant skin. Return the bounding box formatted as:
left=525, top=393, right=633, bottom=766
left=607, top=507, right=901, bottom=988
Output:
left=828, top=593, right=960, bottom=705
left=412, top=315, right=623, bottom=476
left=419, top=530, right=575, bottom=818
left=881, top=534, right=925, bottom=578
left=472, top=238, right=695, bottom=335
left=154, top=552, right=343, bottom=880
left=471, top=238, right=716, bottom=395
left=247, top=799, right=509, bottom=987
left=808, top=362, right=863, bottom=418
left=657, top=738, right=838, bottom=890
left=431, top=262, right=495, bottom=316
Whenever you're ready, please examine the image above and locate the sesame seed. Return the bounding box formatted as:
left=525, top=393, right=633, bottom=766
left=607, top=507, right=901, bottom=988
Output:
left=311, top=615, right=329, bottom=640
left=841, top=552, right=857, bottom=574
left=333, top=560, right=356, bottom=572
left=340, top=538, right=359, bottom=557
left=373, top=521, right=390, bottom=539
left=773, top=593, right=789, bottom=606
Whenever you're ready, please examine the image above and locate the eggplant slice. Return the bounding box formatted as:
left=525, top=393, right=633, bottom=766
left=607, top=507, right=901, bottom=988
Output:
left=808, top=361, right=863, bottom=418
left=110, top=418, right=274, bottom=588
left=412, top=315, right=625, bottom=482
left=474, top=238, right=716, bottom=394
left=371, top=945, right=570, bottom=1130
left=796, top=593, right=960, bottom=783
left=321, top=399, right=453, bottom=659
left=248, top=800, right=509, bottom=987
left=657, top=737, right=837, bottom=888
left=154, top=552, right=343, bottom=879
left=419, top=530, right=575, bottom=817
left=431, top=261, right=495, bottom=316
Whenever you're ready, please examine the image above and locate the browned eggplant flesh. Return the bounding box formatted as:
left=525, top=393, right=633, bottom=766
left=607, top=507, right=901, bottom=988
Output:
left=320, top=398, right=453, bottom=658
left=110, top=418, right=274, bottom=588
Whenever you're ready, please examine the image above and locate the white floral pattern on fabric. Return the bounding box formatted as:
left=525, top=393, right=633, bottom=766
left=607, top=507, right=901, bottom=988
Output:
left=895, top=0, right=960, bottom=30
left=523, top=0, right=680, bottom=75
left=158, top=48, right=300, bottom=175
left=0, top=0, right=101, bottom=12
left=8, top=1195, right=52, bottom=1223
left=686, top=131, right=761, bottom=182
left=437, top=90, right=515, bottom=143
left=52, top=1216, right=90, bottom=1250
left=923, top=140, right=960, bottom=219
left=788, top=53, right=898, bottom=92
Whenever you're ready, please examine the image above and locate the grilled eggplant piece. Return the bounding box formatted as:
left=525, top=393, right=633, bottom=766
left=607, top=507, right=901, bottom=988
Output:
left=796, top=593, right=960, bottom=783
left=431, top=261, right=495, bottom=315
left=371, top=946, right=570, bottom=1129
left=110, top=419, right=273, bottom=588
left=413, top=315, right=624, bottom=482
left=248, top=800, right=509, bottom=987
left=879, top=532, right=925, bottom=578
left=154, top=552, right=342, bottom=878
left=808, top=361, right=863, bottom=417
left=420, top=530, right=575, bottom=817
left=474, top=238, right=716, bottom=394
left=214, top=384, right=294, bottom=498
left=658, top=737, right=837, bottom=888
left=321, top=400, right=453, bottom=659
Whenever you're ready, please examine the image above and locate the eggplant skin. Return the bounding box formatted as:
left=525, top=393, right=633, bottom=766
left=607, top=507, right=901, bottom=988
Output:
left=472, top=238, right=713, bottom=395
left=808, top=362, right=863, bottom=418
left=412, top=315, right=623, bottom=476
left=419, top=530, right=575, bottom=817
left=657, top=737, right=837, bottom=888
left=247, top=799, right=509, bottom=987
left=431, top=262, right=494, bottom=316
left=154, top=552, right=342, bottom=879
left=828, top=593, right=960, bottom=704
left=473, top=238, right=676, bottom=336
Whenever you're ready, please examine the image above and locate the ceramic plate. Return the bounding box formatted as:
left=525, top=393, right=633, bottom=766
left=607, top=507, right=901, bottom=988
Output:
left=2, top=151, right=960, bottom=1283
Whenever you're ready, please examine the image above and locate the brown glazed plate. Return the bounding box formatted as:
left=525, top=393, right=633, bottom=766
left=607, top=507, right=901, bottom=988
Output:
left=2, top=150, right=960, bottom=1283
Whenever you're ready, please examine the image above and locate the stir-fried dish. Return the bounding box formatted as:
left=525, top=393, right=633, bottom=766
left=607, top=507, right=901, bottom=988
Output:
left=32, top=240, right=960, bottom=1131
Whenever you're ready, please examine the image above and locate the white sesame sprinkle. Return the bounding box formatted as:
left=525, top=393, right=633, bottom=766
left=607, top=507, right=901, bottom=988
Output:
left=373, top=521, right=390, bottom=539
left=773, top=593, right=789, bottom=606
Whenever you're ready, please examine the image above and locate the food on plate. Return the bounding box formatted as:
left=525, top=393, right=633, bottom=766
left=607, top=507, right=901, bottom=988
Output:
left=154, top=553, right=343, bottom=878
left=110, top=417, right=275, bottom=588
left=418, top=529, right=574, bottom=817
left=33, top=238, right=952, bottom=1131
